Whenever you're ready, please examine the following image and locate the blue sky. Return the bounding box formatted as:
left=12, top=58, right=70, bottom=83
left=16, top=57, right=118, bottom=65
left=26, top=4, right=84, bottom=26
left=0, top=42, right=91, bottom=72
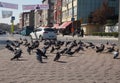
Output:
left=0, top=0, right=42, bottom=24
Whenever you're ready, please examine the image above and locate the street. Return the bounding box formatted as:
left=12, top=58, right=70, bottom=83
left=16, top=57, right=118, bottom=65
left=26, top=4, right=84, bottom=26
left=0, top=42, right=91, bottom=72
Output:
left=0, top=34, right=9, bottom=50
left=0, top=34, right=120, bottom=83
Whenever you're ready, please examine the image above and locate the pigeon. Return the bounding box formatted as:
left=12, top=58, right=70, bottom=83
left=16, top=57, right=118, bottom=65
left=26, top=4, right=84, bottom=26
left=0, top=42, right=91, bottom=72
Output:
left=60, top=48, right=68, bottom=54
left=78, top=40, right=84, bottom=45
left=96, top=44, right=105, bottom=53
left=31, top=41, right=39, bottom=49
left=11, top=48, right=22, bottom=60
left=65, top=48, right=75, bottom=56
left=66, top=51, right=75, bottom=56
left=55, top=45, right=61, bottom=51
left=113, top=49, right=119, bottom=59
left=65, top=41, right=71, bottom=47
left=107, top=46, right=115, bottom=53
left=36, top=48, right=47, bottom=59
left=19, top=38, right=23, bottom=45
left=106, top=41, right=109, bottom=45
left=74, top=45, right=84, bottom=53
left=27, top=45, right=33, bottom=55
left=50, top=46, right=55, bottom=53
left=5, top=44, right=14, bottom=52
left=42, top=47, right=47, bottom=55
left=54, top=52, right=61, bottom=61
left=36, top=49, right=43, bottom=63
left=86, top=42, right=95, bottom=49
left=71, top=40, right=77, bottom=47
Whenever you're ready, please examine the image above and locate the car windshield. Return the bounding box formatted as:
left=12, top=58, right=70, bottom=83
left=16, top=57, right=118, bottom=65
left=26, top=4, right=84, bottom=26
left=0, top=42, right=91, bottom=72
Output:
left=44, top=28, right=55, bottom=32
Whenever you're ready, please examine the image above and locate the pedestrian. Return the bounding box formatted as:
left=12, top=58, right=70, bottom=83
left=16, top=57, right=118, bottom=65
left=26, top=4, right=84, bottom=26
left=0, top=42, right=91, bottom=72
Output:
left=81, top=28, right=84, bottom=37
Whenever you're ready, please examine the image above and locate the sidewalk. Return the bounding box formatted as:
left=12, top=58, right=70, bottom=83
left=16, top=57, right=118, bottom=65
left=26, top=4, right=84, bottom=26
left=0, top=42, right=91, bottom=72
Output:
left=7, top=34, right=118, bottom=43
left=57, top=34, right=118, bottom=40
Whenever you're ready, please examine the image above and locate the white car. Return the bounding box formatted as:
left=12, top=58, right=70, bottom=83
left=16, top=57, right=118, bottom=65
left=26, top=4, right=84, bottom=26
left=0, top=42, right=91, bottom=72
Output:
left=30, top=27, right=57, bottom=41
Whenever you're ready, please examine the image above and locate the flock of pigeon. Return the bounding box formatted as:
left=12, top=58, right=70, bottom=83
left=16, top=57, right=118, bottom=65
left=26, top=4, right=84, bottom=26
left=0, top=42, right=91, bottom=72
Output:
left=5, top=38, right=119, bottom=63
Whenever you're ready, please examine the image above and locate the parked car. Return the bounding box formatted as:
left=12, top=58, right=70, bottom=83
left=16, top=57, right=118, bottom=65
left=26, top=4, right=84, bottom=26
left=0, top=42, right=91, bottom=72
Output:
left=20, top=26, right=34, bottom=36
left=30, top=27, right=57, bottom=41
left=0, top=30, right=6, bottom=35
left=13, top=31, right=20, bottom=34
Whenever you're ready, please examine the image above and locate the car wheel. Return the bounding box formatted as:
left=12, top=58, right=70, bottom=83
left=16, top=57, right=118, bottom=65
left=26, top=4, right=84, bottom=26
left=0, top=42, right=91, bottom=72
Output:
left=39, top=36, right=43, bottom=42
left=54, top=38, right=57, bottom=41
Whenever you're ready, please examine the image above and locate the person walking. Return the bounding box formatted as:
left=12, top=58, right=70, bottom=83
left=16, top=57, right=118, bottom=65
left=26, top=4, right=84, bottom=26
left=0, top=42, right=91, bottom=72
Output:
left=81, top=28, right=84, bottom=37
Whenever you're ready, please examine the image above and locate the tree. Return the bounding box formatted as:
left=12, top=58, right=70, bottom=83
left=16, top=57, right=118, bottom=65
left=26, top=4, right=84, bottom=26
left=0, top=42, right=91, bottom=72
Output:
left=91, top=2, right=114, bottom=25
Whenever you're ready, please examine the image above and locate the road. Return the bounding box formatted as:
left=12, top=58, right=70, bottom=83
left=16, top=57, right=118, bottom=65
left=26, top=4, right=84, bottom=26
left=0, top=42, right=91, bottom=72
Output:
left=0, top=34, right=9, bottom=50
left=58, top=35, right=118, bottom=44
left=0, top=34, right=120, bottom=83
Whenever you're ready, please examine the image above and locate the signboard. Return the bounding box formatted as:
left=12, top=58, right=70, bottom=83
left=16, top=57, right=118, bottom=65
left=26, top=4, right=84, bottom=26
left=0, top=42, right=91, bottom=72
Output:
left=0, top=1, right=18, bottom=9
left=22, top=4, right=49, bottom=10
left=11, top=16, right=15, bottom=20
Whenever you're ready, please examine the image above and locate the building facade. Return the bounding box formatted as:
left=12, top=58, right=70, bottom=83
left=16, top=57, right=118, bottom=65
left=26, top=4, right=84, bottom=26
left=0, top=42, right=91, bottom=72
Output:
left=19, top=14, right=23, bottom=29
left=62, top=0, right=78, bottom=23
left=62, top=0, right=119, bottom=23
left=54, top=0, right=62, bottom=27
left=77, top=0, right=119, bottom=23
left=42, top=0, right=55, bottom=27
left=34, top=10, right=42, bottom=28
left=61, top=0, right=119, bottom=35
left=19, top=10, right=34, bottom=29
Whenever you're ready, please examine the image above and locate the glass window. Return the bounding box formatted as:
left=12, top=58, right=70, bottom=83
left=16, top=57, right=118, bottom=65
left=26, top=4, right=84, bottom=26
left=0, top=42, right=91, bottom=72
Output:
left=62, top=11, right=65, bottom=18
left=68, top=0, right=72, bottom=3
left=44, top=28, right=55, bottom=32
left=69, top=8, right=72, bottom=16
left=35, top=28, right=42, bottom=32
left=74, top=6, right=77, bottom=15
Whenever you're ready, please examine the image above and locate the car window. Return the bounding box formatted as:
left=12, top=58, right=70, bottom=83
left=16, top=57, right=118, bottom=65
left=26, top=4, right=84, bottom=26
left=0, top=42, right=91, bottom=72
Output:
left=44, top=28, right=55, bottom=32
left=35, top=28, right=42, bottom=32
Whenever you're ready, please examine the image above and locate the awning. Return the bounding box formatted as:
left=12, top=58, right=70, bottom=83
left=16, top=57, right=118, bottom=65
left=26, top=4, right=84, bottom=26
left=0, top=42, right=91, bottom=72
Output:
left=53, top=24, right=59, bottom=29
left=59, top=21, right=72, bottom=29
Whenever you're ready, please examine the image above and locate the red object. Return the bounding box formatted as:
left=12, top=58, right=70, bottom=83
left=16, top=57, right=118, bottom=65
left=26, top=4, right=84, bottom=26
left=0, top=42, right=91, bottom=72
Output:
left=59, top=21, right=72, bottom=29
left=71, top=27, right=74, bottom=33
left=53, top=24, right=59, bottom=29
left=54, top=0, right=62, bottom=24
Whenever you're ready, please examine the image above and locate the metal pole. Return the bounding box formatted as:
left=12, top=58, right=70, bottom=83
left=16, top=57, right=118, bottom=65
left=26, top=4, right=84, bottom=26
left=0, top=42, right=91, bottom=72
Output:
left=118, top=2, right=120, bottom=49
left=11, top=21, right=14, bottom=34
left=72, top=0, right=74, bottom=36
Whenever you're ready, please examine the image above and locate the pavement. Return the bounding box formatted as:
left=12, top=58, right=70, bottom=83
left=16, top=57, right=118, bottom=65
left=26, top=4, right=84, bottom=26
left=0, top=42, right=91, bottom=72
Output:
left=0, top=34, right=120, bottom=83
left=58, top=34, right=118, bottom=40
